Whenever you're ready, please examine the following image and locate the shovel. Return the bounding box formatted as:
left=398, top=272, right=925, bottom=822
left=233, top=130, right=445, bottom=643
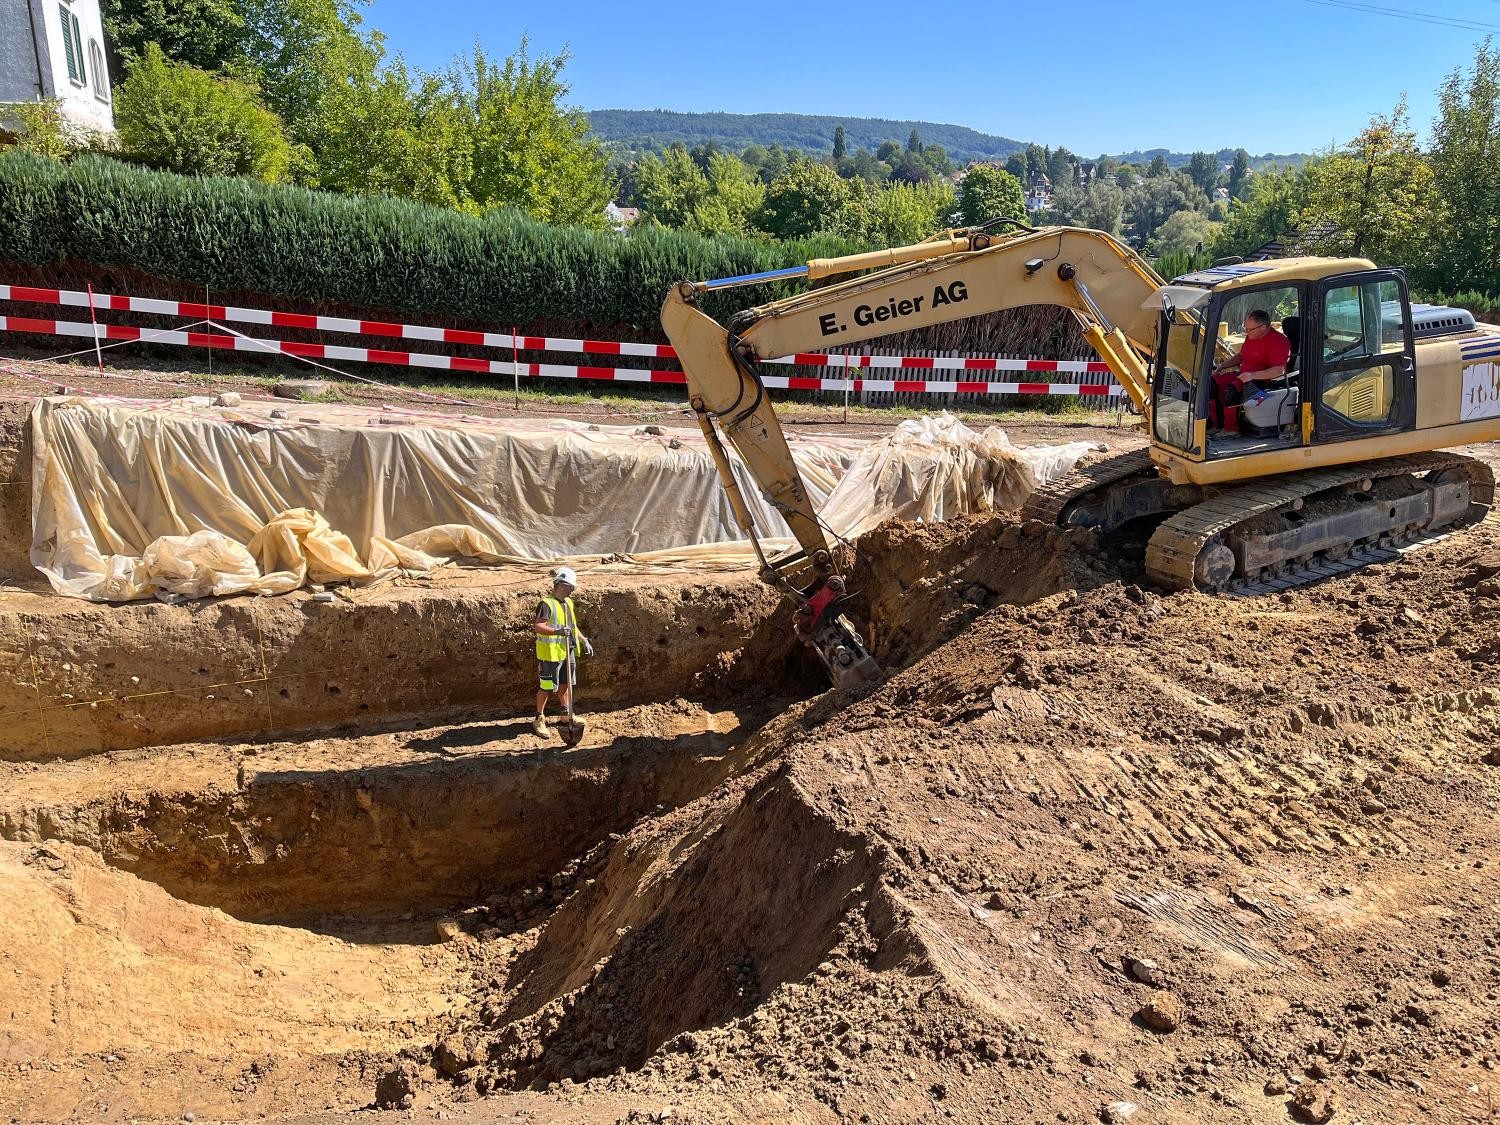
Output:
left=560, top=612, right=586, bottom=748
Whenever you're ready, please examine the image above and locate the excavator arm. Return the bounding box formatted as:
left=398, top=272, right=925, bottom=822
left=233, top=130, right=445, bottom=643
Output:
left=661, top=223, right=1168, bottom=687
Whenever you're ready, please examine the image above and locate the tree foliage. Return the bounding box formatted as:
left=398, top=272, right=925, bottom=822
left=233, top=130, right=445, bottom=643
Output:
left=0, top=101, right=71, bottom=161
left=1294, top=99, right=1436, bottom=266
left=1227, top=148, right=1250, bottom=199
left=100, top=0, right=248, bottom=76
left=1186, top=151, right=1218, bottom=197
left=114, top=43, right=298, bottom=181
left=1208, top=165, right=1310, bottom=259
left=957, top=165, right=1024, bottom=225
left=1428, top=39, right=1500, bottom=294
left=1124, top=171, right=1201, bottom=247
left=1147, top=208, right=1219, bottom=258
left=756, top=158, right=852, bottom=240
left=1048, top=182, right=1126, bottom=236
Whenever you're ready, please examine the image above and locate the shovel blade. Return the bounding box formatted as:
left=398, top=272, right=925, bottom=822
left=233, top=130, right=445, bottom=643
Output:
left=562, top=716, right=586, bottom=747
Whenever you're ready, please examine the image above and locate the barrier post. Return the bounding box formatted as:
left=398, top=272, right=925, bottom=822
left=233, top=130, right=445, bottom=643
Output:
left=512, top=325, right=521, bottom=411
left=85, top=283, right=104, bottom=375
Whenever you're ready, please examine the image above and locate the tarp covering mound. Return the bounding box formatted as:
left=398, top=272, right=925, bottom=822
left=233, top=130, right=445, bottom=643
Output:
left=27, top=397, right=1095, bottom=602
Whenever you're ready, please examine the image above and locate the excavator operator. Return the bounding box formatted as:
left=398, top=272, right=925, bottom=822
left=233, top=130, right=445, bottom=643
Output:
left=1210, top=309, right=1290, bottom=435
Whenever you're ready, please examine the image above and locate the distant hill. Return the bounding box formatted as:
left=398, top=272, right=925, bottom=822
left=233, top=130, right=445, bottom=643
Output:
left=585, top=110, right=1025, bottom=163
left=585, top=109, right=1308, bottom=170
left=1114, top=147, right=1310, bottom=171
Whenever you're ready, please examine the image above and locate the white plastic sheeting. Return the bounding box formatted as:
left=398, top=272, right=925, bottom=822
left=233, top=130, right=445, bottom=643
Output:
left=27, top=397, right=1095, bottom=602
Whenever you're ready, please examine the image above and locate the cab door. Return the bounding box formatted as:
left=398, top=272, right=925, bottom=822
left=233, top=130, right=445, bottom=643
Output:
left=1309, top=270, right=1417, bottom=442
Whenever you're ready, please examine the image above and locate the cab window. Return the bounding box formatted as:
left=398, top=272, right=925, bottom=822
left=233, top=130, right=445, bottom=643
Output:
left=1318, top=278, right=1406, bottom=428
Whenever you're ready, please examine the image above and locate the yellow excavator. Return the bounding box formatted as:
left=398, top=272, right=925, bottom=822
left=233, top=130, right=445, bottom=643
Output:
left=663, top=220, right=1500, bottom=687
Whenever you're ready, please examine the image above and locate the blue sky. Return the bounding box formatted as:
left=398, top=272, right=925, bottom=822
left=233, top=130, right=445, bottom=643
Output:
left=363, top=0, right=1498, bottom=155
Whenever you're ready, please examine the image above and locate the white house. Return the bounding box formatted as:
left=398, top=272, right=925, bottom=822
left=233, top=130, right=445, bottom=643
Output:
left=0, top=0, right=115, bottom=137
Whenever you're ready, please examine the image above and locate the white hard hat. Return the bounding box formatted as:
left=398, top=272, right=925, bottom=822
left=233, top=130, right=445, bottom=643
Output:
left=553, top=566, right=578, bottom=587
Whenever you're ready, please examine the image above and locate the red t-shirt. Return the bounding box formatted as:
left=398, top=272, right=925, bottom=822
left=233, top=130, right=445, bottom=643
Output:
left=1240, top=328, right=1291, bottom=375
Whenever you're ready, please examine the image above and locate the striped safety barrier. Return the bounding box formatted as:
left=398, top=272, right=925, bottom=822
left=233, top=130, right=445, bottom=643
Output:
left=0, top=283, right=1124, bottom=396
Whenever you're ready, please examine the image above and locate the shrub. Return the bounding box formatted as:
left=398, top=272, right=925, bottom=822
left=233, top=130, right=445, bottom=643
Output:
left=114, top=44, right=298, bottom=181
left=0, top=151, right=860, bottom=330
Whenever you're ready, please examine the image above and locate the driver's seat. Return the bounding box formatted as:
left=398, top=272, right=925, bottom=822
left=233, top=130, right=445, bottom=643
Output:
left=1281, top=314, right=1301, bottom=373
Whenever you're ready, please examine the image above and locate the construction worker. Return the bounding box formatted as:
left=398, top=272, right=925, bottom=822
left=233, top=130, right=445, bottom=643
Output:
left=533, top=567, right=592, bottom=738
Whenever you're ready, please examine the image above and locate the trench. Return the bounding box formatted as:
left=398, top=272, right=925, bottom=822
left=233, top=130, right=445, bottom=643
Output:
left=0, top=507, right=1109, bottom=1118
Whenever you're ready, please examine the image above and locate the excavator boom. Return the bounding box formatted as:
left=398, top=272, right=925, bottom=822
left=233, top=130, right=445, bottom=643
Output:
left=662, top=223, right=1167, bottom=687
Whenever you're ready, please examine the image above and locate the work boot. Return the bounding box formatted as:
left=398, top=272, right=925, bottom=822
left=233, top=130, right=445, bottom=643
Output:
left=532, top=714, right=548, bottom=738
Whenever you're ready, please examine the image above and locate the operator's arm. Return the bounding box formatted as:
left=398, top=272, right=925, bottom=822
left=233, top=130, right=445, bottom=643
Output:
left=1213, top=349, right=1244, bottom=375
left=1239, top=363, right=1286, bottom=384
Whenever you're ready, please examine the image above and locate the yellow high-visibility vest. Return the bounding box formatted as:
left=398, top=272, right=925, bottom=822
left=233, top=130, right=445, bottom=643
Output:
left=536, top=595, right=579, bottom=662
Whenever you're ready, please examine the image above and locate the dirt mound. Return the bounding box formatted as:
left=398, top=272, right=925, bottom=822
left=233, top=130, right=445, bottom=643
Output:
left=5, top=505, right=1500, bottom=1123
left=849, top=511, right=1118, bottom=667
left=400, top=517, right=1500, bottom=1122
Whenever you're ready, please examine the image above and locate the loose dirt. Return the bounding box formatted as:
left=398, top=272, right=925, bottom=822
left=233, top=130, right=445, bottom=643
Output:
left=2, top=405, right=1499, bottom=1123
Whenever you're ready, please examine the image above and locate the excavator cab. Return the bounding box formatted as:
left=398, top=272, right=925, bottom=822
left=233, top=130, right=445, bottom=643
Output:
left=1151, top=264, right=1420, bottom=463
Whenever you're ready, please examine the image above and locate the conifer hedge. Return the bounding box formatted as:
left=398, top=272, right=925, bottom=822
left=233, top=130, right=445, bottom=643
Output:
left=0, top=152, right=858, bottom=331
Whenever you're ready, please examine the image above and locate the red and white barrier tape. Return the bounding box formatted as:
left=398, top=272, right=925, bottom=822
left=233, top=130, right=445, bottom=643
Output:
left=0, top=283, right=1114, bottom=376
left=0, top=315, right=1125, bottom=396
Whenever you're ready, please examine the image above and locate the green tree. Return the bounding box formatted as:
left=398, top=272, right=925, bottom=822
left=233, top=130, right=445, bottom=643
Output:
left=890, top=150, right=933, bottom=185
left=1113, top=165, right=1138, bottom=190
left=1295, top=99, right=1435, bottom=266
left=1147, top=154, right=1168, bottom=177
left=1023, top=143, right=1046, bottom=178
left=1003, top=152, right=1026, bottom=181
left=1208, top=165, right=1310, bottom=259
left=1429, top=39, right=1500, bottom=294
left=1186, top=150, right=1218, bottom=197
left=113, top=43, right=297, bottom=180
left=838, top=180, right=955, bottom=246
left=634, top=146, right=710, bottom=227
left=454, top=43, right=611, bottom=227
left=921, top=143, right=953, bottom=177
left=957, top=164, right=1024, bottom=225
left=685, top=152, right=764, bottom=236
left=846, top=148, right=886, bottom=183
left=310, top=59, right=469, bottom=207
left=0, top=101, right=71, bottom=160
left=1124, top=170, right=1200, bottom=247
left=832, top=125, right=847, bottom=161
left=100, top=0, right=246, bottom=76
left=1047, top=146, right=1074, bottom=189
left=907, top=128, right=923, bottom=154
left=1147, top=208, right=1219, bottom=258
left=1048, top=181, right=1125, bottom=236
left=755, top=157, right=851, bottom=239
left=876, top=139, right=902, bottom=164
left=1227, top=148, right=1250, bottom=199
left=239, top=0, right=383, bottom=158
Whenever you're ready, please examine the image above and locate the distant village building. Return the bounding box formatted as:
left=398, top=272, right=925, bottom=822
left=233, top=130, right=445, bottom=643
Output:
left=0, top=0, right=115, bottom=138
left=1214, top=186, right=1231, bottom=204
left=605, top=202, right=640, bottom=230
left=1077, top=162, right=1095, bottom=187
left=1024, top=171, right=1051, bottom=214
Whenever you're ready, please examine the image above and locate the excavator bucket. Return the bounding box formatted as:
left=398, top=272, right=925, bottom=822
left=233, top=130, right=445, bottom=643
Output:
left=811, top=614, right=883, bottom=691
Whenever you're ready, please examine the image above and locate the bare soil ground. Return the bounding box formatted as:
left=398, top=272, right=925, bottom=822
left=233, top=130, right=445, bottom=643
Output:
left=2, top=370, right=1498, bottom=1124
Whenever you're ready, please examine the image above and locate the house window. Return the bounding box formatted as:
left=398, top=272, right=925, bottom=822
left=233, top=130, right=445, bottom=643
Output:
left=59, top=3, right=86, bottom=87
left=88, top=39, right=108, bottom=101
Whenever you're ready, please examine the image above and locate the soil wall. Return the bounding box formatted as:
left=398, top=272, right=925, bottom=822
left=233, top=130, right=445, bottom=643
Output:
left=0, top=575, right=803, bottom=760
left=0, top=399, right=31, bottom=586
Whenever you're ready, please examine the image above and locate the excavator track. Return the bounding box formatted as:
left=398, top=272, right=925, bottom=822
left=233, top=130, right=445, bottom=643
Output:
left=1144, top=452, right=1495, bottom=594
left=1020, top=448, right=1163, bottom=526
